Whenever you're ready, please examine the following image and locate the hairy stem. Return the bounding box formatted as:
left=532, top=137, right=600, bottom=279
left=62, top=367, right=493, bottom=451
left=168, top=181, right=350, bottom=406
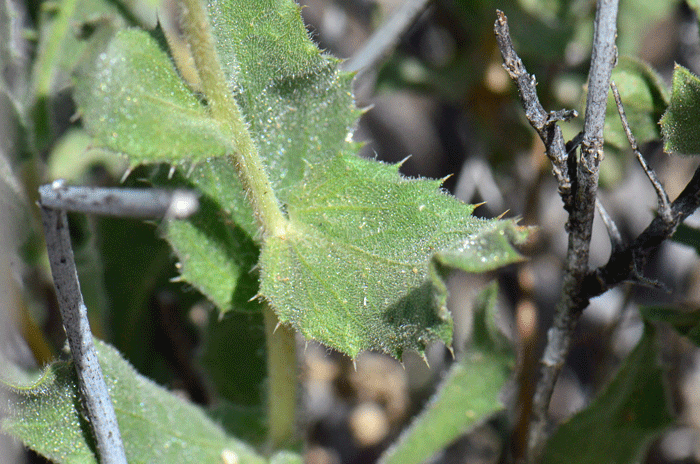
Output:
left=527, top=0, right=619, bottom=460
left=263, top=305, right=298, bottom=450
left=178, top=0, right=287, bottom=238
left=178, top=0, right=299, bottom=449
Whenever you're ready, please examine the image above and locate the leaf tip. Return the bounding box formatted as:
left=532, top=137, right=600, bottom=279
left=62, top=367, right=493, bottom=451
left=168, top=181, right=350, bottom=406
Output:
left=419, top=352, right=430, bottom=368
left=439, top=173, right=454, bottom=185
left=119, top=165, right=134, bottom=183
left=396, top=155, right=412, bottom=169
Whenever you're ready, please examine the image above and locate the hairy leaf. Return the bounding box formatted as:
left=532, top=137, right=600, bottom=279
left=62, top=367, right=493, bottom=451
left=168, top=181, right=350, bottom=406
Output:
left=660, top=65, right=700, bottom=156
left=1, top=340, right=266, bottom=464
left=75, top=0, right=528, bottom=357
left=260, top=155, right=526, bottom=358
left=76, top=0, right=360, bottom=311
left=540, top=323, right=673, bottom=464
left=75, top=29, right=235, bottom=166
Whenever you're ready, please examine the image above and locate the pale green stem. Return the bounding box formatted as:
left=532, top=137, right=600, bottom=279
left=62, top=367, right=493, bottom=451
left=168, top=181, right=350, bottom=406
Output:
left=178, top=0, right=288, bottom=238
left=34, top=0, right=78, bottom=100
left=177, top=0, right=297, bottom=449
left=263, top=304, right=298, bottom=449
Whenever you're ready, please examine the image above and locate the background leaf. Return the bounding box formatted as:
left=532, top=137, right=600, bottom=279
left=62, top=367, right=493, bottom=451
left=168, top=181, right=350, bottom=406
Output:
left=540, top=323, right=673, bottom=464
left=378, top=282, right=512, bottom=464
left=1, top=339, right=268, bottom=464
left=30, top=0, right=123, bottom=146
left=641, top=305, right=700, bottom=347
left=605, top=56, right=669, bottom=150
left=671, top=222, right=700, bottom=256
left=660, top=65, right=700, bottom=156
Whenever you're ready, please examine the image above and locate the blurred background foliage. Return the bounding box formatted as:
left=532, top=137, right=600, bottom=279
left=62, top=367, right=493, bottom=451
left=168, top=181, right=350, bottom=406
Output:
left=2, top=0, right=700, bottom=462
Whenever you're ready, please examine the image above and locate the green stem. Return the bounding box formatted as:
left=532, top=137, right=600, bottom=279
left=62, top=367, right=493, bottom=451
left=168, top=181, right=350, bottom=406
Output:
left=34, top=0, right=78, bottom=100
left=177, top=0, right=297, bottom=449
left=263, top=304, right=298, bottom=449
left=178, top=0, right=288, bottom=238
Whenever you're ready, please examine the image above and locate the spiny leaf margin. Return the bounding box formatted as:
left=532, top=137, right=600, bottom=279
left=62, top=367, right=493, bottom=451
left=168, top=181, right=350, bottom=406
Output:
left=74, top=0, right=362, bottom=313
left=260, top=154, right=527, bottom=359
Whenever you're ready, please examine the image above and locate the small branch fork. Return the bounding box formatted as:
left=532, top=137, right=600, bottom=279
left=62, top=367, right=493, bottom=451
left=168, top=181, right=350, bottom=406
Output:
left=497, top=1, right=700, bottom=461
left=39, top=182, right=198, bottom=464
left=494, top=11, right=577, bottom=212
left=495, top=2, right=655, bottom=461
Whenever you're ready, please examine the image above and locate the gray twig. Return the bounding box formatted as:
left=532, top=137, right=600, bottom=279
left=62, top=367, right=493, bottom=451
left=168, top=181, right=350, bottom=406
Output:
left=583, top=164, right=700, bottom=295
left=39, top=183, right=198, bottom=463
left=40, top=206, right=128, bottom=464
left=610, top=81, right=672, bottom=221
left=341, top=0, right=433, bottom=73
left=596, top=198, right=623, bottom=253
left=39, top=180, right=199, bottom=219
left=497, top=2, right=700, bottom=462
left=527, top=0, right=619, bottom=460
left=495, top=2, right=619, bottom=461
left=494, top=10, right=576, bottom=211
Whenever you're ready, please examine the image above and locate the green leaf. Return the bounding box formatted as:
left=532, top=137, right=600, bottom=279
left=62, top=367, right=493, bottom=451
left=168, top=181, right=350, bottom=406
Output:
left=671, top=222, right=700, bottom=256
left=48, top=127, right=128, bottom=181
left=166, top=198, right=260, bottom=310
left=1, top=340, right=266, bottom=464
left=378, top=283, right=513, bottom=464
left=640, top=305, right=700, bottom=347
left=605, top=56, right=668, bottom=150
left=660, top=65, right=700, bottom=156
left=190, top=0, right=361, bottom=236
left=616, top=0, right=674, bottom=56
left=540, top=323, right=673, bottom=464
left=76, top=0, right=528, bottom=357
left=76, top=0, right=361, bottom=311
left=260, top=154, right=526, bottom=359
left=686, top=0, right=700, bottom=32
left=74, top=29, right=235, bottom=166
left=207, top=401, right=268, bottom=448
left=30, top=0, right=128, bottom=148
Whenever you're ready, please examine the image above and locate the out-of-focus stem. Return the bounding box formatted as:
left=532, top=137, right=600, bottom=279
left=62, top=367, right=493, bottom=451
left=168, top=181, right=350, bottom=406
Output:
left=263, top=304, right=298, bottom=450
